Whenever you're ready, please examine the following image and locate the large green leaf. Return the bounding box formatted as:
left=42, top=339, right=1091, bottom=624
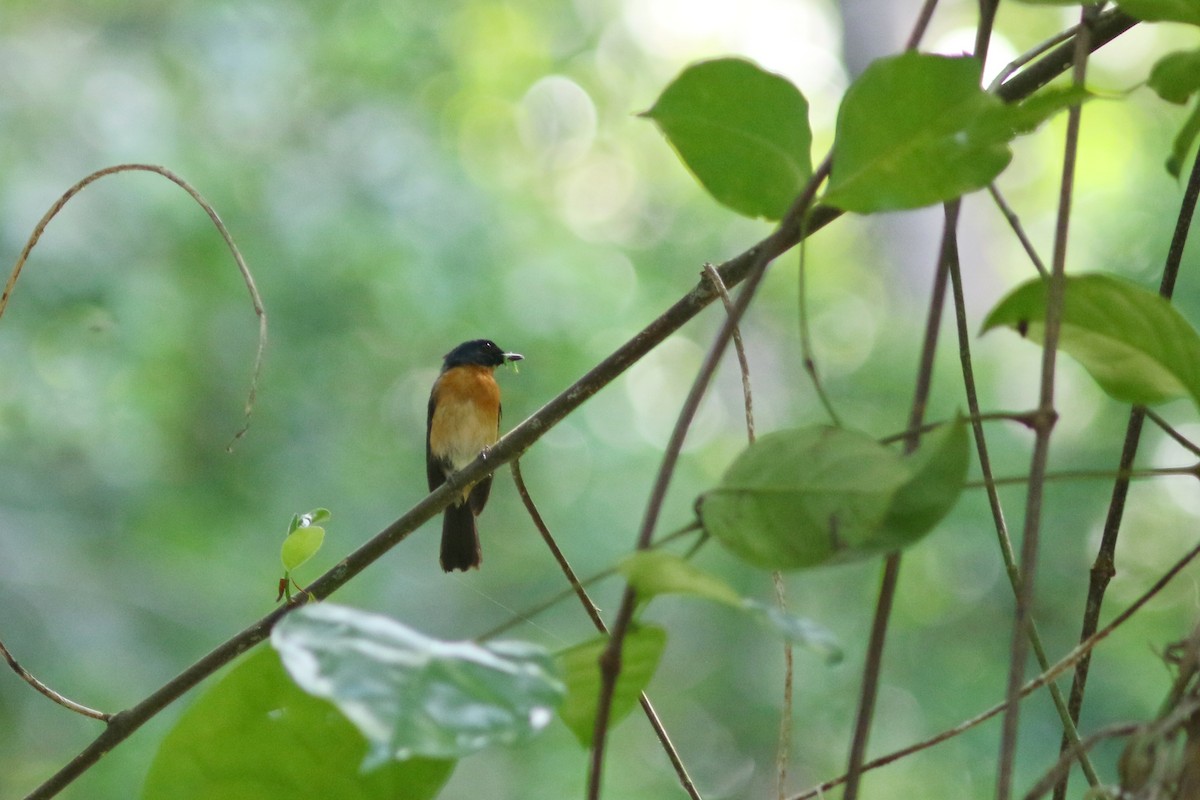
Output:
left=1117, top=0, right=1200, bottom=25
left=696, top=424, right=968, bottom=570
left=556, top=625, right=667, bottom=747
left=824, top=53, right=1012, bottom=212
left=642, top=57, right=812, bottom=220
left=271, top=604, right=564, bottom=767
left=696, top=426, right=912, bottom=570
left=142, top=648, right=454, bottom=800
left=981, top=273, right=1200, bottom=408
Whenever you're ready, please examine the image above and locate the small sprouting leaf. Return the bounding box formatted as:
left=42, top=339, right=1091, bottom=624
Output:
left=306, top=507, right=332, bottom=525
left=142, top=648, right=454, bottom=800
left=556, top=626, right=667, bottom=748
left=1148, top=49, right=1200, bottom=104
left=696, top=426, right=913, bottom=570
left=981, top=273, right=1200, bottom=408
left=272, top=604, right=564, bottom=767
left=824, top=53, right=1012, bottom=213
left=642, top=57, right=812, bottom=220
left=876, top=417, right=970, bottom=550
left=281, top=525, right=325, bottom=571
left=618, top=550, right=742, bottom=608
left=742, top=600, right=844, bottom=663
left=1117, top=0, right=1200, bottom=25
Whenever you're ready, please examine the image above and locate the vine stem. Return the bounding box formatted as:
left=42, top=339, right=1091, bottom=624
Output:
left=1051, top=57, right=1200, bottom=800
left=996, top=7, right=1093, bottom=799
left=0, top=163, right=266, bottom=447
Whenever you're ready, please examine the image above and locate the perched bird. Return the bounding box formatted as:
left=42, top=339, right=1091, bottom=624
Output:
left=426, top=339, right=523, bottom=571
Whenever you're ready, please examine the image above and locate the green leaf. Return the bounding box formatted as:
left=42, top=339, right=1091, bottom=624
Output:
left=742, top=600, right=844, bottom=663
left=142, top=648, right=454, bottom=800
left=981, top=273, right=1200, bottom=408
left=272, top=604, right=564, bottom=767
left=617, top=550, right=742, bottom=607
left=696, top=426, right=913, bottom=570
left=876, top=417, right=970, bottom=549
left=1167, top=100, right=1200, bottom=177
left=556, top=625, right=667, bottom=747
left=642, top=57, right=812, bottom=220
left=1117, top=0, right=1200, bottom=25
left=281, top=525, right=325, bottom=571
left=824, top=53, right=1012, bottom=213
left=1149, top=49, right=1200, bottom=104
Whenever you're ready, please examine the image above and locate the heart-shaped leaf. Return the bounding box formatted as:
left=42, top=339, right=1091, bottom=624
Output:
left=643, top=57, right=812, bottom=220
left=981, top=273, right=1200, bottom=408
left=824, top=53, right=1012, bottom=212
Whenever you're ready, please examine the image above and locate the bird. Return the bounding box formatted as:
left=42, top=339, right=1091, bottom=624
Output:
left=426, top=339, right=523, bottom=571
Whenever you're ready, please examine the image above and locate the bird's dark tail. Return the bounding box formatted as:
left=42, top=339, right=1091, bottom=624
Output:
left=440, top=502, right=481, bottom=571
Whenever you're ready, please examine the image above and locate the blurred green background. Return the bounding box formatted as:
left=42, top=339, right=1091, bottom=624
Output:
left=2, top=1, right=1199, bottom=798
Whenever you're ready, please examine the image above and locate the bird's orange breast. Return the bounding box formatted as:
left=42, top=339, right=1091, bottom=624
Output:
left=429, top=365, right=501, bottom=472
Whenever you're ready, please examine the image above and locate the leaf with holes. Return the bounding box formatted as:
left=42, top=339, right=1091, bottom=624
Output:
left=272, top=604, right=564, bottom=768
left=981, top=273, right=1200, bottom=408
left=142, top=648, right=454, bottom=800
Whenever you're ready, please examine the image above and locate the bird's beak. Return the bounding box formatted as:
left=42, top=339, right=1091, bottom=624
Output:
left=504, top=352, right=524, bottom=362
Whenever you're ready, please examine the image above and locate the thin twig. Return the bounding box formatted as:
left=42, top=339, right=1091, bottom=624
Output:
left=0, top=638, right=109, bottom=721
left=1146, top=407, right=1200, bottom=458
left=987, top=184, right=1049, bottom=277
left=701, top=263, right=755, bottom=441
left=796, top=239, right=842, bottom=427
left=997, top=9, right=1093, bottom=799
left=790, top=536, right=1200, bottom=800
left=968, top=464, right=1198, bottom=488
left=842, top=199, right=957, bottom=800
left=904, top=0, right=940, bottom=51
left=1052, top=74, right=1200, bottom=800
left=510, top=460, right=702, bottom=800
left=0, top=164, right=267, bottom=448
